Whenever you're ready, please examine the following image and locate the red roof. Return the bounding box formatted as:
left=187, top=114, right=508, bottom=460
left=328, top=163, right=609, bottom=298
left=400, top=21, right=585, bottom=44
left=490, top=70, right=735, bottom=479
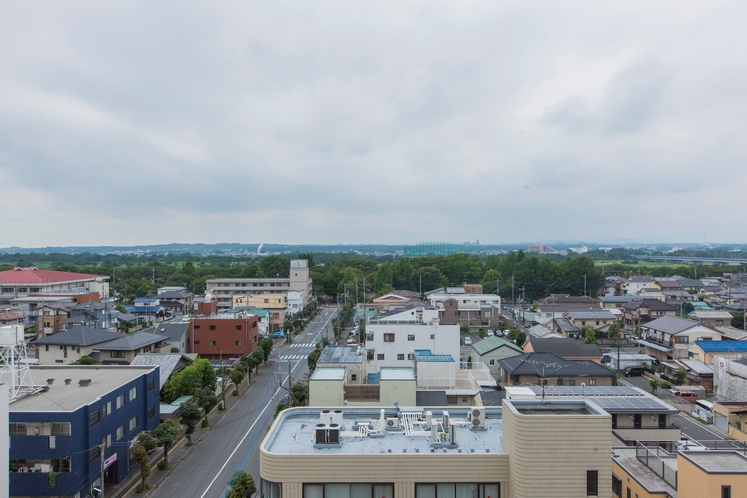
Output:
left=0, top=267, right=105, bottom=284
left=0, top=312, right=23, bottom=321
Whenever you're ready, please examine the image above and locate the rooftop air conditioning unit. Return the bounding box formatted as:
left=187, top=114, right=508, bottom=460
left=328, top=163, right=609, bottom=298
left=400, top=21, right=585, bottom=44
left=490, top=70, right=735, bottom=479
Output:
left=470, top=407, right=486, bottom=429
left=386, top=417, right=400, bottom=429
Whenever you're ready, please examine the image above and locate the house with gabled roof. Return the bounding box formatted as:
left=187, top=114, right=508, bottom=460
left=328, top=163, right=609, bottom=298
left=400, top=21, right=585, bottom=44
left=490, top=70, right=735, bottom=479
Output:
left=154, top=320, right=191, bottom=352
left=523, top=337, right=602, bottom=363
left=94, top=332, right=168, bottom=365
left=497, top=352, right=614, bottom=387
left=471, top=336, right=524, bottom=378
left=563, top=310, right=617, bottom=332
left=31, top=327, right=122, bottom=365
left=638, top=316, right=722, bottom=361
left=688, top=310, right=734, bottom=328
left=621, top=298, right=678, bottom=328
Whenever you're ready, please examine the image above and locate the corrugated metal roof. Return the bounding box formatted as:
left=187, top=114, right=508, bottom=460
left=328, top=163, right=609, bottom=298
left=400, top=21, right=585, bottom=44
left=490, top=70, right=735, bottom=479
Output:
left=472, top=336, right=524, bottom=355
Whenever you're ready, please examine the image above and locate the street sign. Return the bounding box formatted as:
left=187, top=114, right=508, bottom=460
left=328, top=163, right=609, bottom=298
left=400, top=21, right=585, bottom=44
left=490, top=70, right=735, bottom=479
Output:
left=104, top=453, right=117, bottom=469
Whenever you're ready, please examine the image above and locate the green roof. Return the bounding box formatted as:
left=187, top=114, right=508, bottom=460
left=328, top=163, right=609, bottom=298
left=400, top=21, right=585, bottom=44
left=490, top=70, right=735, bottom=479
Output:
left=472, top=336, right=524, bottom=355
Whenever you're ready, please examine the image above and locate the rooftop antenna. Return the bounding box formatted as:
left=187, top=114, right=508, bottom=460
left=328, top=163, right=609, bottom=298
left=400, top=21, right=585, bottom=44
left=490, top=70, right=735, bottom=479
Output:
left=0, top=324, right=42, bottom=402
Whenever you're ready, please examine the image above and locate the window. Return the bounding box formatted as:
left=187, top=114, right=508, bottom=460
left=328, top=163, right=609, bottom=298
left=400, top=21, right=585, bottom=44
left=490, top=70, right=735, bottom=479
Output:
left=129, top=387, right=137, bottom=401
left=194, top=341, right=201, bottom=345
left=194, top=325, right=201, bottom=330
left=148, top=378, right=155, bottom=392
left=51, top=422, right=71, bottom=436
left=397, top=354, right=405, bottom=360
left=722, top=485, right=731, bottom=498
left=110, top=351, right=125, bottom=358
left=612, top=475, right=622, bottom=497
left=415, top=483, right=498, bottom=498
left=90, top=445, right=101, bottom=463
left=351, top=374, right=357, bottom=382
left=589, top=379, right=596, bottom=386
left=45, top=345, right=49, bottom=351
left=566, top=380, right=576, bottom=386
left=10, top=422, right=27, bottom=436
left=236, top=341, right=242, bottom=346
left=305, top=484, right=394, bottom=498
left=611, top=414, right=617, bottom=429
left=129, top=417, right=137, bottom=431
left=633, top=414, right=642, bottom=429
left=587, top=470, right=598, bottom=496
left=148, top=406, right=156, bottom=420
left=102, top=434, right=112, bottom=449
left=116, top=394, right=125, bottom=409
left=210, top=325, right=216, bottom=330
left=384, top=333, right=395, bottom=342
left=89, top=410, right=100, bottom=427
left=210, top=341, right=216, bottom=346
left=116, top=425, right=125, bottom=440
left=489, top=359, right=496, bottom=366
left=235, top=325, right=242, bottom=330
left=408, top=353, right=415, bottom=360
left=377, top=354, right=385, bottom=361
left=263, top=480, right=282, bottom=498
left=430, top=334, right=435, bottom=339
left=102, top=401, right=112, bottom=417
left=408, top=335, right=415, bottom=341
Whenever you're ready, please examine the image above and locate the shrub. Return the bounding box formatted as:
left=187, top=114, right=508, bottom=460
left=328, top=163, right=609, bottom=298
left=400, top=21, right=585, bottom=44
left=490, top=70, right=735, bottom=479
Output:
left=201, top=418, right=208, bottom=428
left=661, top=380, right=671, bottom=389
left=157, top=459, right=170, bottom=471
left=232, top=388, right=239, bottom=396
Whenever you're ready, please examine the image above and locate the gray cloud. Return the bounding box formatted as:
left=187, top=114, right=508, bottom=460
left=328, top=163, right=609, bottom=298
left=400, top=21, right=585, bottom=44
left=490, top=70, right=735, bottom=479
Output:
left=1, top=1, right=747, bottom=246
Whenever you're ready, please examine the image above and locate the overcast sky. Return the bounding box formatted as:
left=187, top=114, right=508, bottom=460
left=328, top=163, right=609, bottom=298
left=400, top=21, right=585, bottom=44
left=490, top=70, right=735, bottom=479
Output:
left=2, top=1, right=746, bottom=247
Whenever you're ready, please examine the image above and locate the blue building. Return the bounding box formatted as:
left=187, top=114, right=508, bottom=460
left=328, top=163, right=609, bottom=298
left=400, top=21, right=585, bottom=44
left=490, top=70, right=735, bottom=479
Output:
left=7, top=365, right=160, bottom=497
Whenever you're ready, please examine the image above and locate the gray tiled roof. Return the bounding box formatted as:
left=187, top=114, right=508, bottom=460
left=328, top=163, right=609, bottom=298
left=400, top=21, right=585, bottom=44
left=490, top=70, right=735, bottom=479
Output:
left=31, top=327, right=121, bottom=347
left=527, top=338, right=600, bottom=358
left=155, top=322, right=190, bottom=341
left=566, top=310, right=616, bottom=320
left=499, top=352, right=614, bottom=377
left=93, top=332, right=166, bottom=351
left=642, top=316, right=700, bottom=335
left=415, top=390, right=448, bottom=406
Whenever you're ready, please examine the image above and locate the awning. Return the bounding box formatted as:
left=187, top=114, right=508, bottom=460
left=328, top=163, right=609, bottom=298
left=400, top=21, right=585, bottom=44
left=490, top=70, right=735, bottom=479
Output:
left=636, top=339, right=673, bottom=353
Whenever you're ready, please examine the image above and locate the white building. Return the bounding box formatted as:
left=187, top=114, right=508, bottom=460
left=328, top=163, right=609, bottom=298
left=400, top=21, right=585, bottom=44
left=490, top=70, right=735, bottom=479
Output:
left=0, top=381, right=8, bottom=496
left=287, top=290, right=304, bottom=315
left=366, top=322, right=460, bottom=372
left=427, top=292, right=501, bottom=309
left=622, top=276, right=656, bottom=296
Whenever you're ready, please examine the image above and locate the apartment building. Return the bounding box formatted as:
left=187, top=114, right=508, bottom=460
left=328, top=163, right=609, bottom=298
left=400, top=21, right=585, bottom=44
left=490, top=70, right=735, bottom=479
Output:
left=233, top=293, right=287, bottom=332
left=365, top=322, right=460, bottom=372
left=191, top=312, right=259, bottom=359
left=205, top=259, right=312, bottom=310
left=259, top=400, right=613, bottom=498
left=0, top=267, right=109, bottom=309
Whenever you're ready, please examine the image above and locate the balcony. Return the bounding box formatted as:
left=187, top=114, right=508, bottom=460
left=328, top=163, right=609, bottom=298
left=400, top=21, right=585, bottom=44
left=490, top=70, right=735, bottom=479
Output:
left=614, top=426, right=681, bottom=443
left=344, top=384, right=380, bottom=402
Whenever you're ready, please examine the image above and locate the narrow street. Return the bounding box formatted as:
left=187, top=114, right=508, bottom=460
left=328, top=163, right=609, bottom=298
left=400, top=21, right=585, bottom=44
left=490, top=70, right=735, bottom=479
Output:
left=148, top=306, right=338, bottom=498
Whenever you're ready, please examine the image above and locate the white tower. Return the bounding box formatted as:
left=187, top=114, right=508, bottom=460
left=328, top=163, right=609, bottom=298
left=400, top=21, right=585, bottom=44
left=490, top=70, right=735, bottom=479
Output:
left=0, top=325, right=41, bottom=401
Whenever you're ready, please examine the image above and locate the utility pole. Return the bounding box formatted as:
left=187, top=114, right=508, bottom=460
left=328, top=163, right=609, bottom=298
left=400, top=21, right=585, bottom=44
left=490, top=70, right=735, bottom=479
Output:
left=355, top=278, right=359, bottom=306
left=511, top=276, right=515, bottom=305
left=152, top=268, right=155, bottom=285
left=584, top=274, right=587, bottom=297
left=288, top=360, right=292, bottom=403
left=100, top=443, right=106, bottom=498
left=419, top=274, right=422, bottom=297
left=220, top=351, right=226, bottom=410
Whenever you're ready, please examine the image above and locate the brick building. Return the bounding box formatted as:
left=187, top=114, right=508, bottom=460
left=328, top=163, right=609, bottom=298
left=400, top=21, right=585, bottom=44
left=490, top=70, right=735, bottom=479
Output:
left=191, top=312, right=259, bottom=359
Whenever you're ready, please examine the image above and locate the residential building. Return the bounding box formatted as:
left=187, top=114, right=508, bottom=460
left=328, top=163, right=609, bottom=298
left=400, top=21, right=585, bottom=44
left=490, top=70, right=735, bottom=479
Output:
left=63, top=301, right=119, bottom=331
left=637, top=316, right=722, bottom=361
left=365, top=322, right=459, bottom=372
left=523, top=337, right=602, bottom=363
left=205, top=259, right=313, bottom=310
left=612, top=446, right=747, bottom=498
left=623, top=276, right=656, bottom=295
left=427, top=292, right=501, bottom=310
left=93, top=332, right=168, bottom=365
left=191, top=312, right=259, bottom=359
left=498, top=352, right=615, bottom=387
left=372, top=290, right=422, bottom=307
left=154, top=321, right=191, bottom=353
left=287, top=290, right=304, bottom=314
left=232, top=293, right=287, bottom=331
left=31, top=327, right=122, bottom=365
left=471, top=336, right=524, bottom=378
left=436, top=298, right=501, bottom=329
left=315, top=346, right=368, bottom=385
left=0, top=267, right=109, bottom=309
left=658, top=359, right=714, bottom=389
left=259, top=400, right=612, bottom=498
left=0, top=312, right=23, bottom=326
left=599, top=296, right=635, bottom=310
left=564, top=310, right=617, bottom=331
left=130, top=352, right=194, bottom=391
left=538, top=294, right=600, bottom=305
left=36, top=302, right=76, bottom=335
left=6, top=365, right=159, bottom=497
left=527, top=324, right=564, bottom=339
left=713, top=400, right=747, bottom=441
left=653, top=278, right=683, bottom=292
left=535, top=302, right=603, bottom=326
left=688, top=340, right=747, bottom=365
left=506, top=385, right=681, bottom=447
left=375, top=304, right=438, bottom=325
left=155, top=290, right=193, bottom=315
left=309, top=366, right=416, bottom=407
left=688, top=310, right=734, bottom=328
left=621, top=298, right=678, bottom=328
left=527, top=243, right=560, bottom=253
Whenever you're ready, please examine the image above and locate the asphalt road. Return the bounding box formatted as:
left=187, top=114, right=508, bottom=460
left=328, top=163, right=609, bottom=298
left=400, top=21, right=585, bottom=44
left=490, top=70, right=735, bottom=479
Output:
left=150, top=306, right=338, bottom=498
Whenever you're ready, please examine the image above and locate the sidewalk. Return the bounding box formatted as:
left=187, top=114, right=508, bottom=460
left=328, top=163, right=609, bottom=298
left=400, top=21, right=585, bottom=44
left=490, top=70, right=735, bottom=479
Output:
left=107, top=361, right=275, bottom=498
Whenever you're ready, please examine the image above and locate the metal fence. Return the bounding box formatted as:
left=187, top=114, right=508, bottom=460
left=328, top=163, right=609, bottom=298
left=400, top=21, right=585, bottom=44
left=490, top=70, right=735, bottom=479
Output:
left=635, top=442, right=678, bottom=489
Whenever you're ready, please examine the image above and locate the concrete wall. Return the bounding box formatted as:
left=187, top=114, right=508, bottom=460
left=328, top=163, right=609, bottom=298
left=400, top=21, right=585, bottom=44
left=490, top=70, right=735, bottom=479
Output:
left=367, top=323, right=460, bottom=371
left=502, top=399, right=612, bottom=498
left=678, top=453, right=747, bottom=498
left=379, top=380, right=416, bottom=407
left=309, top=379, right=344, bottom=407
left=611, top=459, right=668, bottom=498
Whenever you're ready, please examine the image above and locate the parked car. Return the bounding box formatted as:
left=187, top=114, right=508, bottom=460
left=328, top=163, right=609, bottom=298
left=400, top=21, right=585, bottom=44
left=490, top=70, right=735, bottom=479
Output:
left=464, top=337, right=472, bottom=346
left=270, top=331, right=286, bottom=339
left=600, top=355, right=612, bottom=364
left=670, top=390, right=699, bottom=402
left=496, top=330, right=505, bottom=337
left=623, top=366, right=644, bottom=377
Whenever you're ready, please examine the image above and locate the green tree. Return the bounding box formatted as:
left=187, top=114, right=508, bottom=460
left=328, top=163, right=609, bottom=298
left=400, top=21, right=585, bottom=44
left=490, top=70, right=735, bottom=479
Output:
left=673, top=367, right=688, bottom=385
left=308, top=343, right=322, bottom=372
left=649, top=379, right=660, bottom=395
left=480, top=269, right=501, bottom=294
left=69, top=356, right=98, bottom=365
left=115, top=302, right=126, bottom=313
left=506, top=328, right=526, bottom=346
left=198, top=389, right=218, bottom=425
left=179, top=403, right=202, bottom=445
left=131, top=432, right=157, bottom=490
left=229, top=365, right=245, bottom=388
left=240, top=353, right=258, bottom=382
left=153, top=419, right=178, bottom=468
left=391, top=258, right=415, bottom=290
left=374, top=263, right=394, bottom=294
left=417, top=266, right=448, bottom=293
left=227, top=470, right=257, bottom=498
left=731, top=312, right=745, bottom=329
left=584, top=327, right=597, bottom=344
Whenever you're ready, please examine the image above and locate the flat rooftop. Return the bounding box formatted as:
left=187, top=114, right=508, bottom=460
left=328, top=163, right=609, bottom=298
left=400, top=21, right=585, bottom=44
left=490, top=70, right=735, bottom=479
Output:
left=612, top=447, right=677, bottom=497
left=525, top=386, right=679, bottom=414
left=380, top=368, right=415, bottom=381
left=310, top=367, right=347, bottom=381
left=4, top=366, right=157, bottom=412
left=318, top=346, right=364, bottom=364
left=264, top=407, right=504, bottom=455
left=681, top=450, right=747, bottom=473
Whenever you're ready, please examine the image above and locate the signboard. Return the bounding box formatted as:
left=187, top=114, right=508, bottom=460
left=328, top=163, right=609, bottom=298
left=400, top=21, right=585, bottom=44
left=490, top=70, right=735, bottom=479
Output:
left=104, top=453, right=117, bottom=469
left=718, top=357, right=727, bottom=379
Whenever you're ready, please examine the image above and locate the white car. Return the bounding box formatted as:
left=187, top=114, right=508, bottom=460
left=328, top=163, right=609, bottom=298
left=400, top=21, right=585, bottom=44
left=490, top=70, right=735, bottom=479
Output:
left=464, top=337, right=472, bottom=346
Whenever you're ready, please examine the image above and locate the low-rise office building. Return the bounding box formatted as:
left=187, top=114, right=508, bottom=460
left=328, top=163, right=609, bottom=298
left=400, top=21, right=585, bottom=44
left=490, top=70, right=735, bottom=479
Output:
left=191, top=312, right=259, bottom=359
left=259, top=401, right=612, bottom=498
left=6, top=365, right=159, bottom=497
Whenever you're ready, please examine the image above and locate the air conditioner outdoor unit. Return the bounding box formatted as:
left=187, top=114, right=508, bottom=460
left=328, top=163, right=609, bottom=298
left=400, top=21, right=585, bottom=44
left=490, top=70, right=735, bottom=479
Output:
left=470, top=407, right=486, bottom=428
left=386, top=417, right=400, bottom=428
